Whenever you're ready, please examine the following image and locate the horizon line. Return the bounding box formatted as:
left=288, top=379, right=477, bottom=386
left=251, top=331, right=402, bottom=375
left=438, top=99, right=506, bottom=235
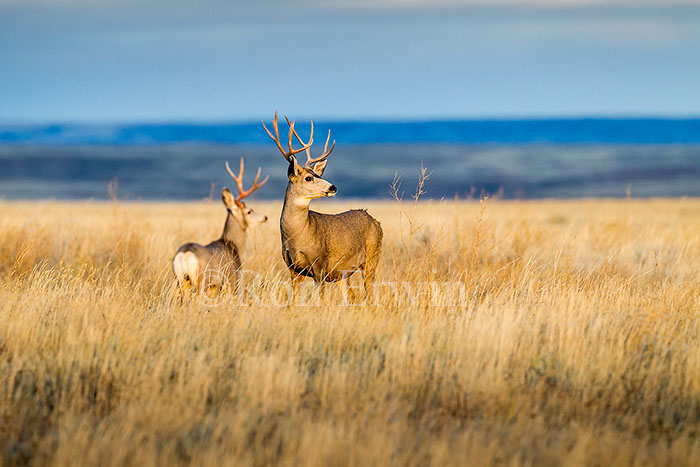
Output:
left=2, top=114, right=700, bottom=127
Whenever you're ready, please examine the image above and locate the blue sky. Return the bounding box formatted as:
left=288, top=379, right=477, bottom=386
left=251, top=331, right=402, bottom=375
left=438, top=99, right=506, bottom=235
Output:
left=1, top=0, right=699, bottom=122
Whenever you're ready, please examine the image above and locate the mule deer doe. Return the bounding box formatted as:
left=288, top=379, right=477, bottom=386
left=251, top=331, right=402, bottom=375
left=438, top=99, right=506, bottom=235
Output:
left=263, top=111, right=383, bottom=299
left=172, top=159, right=268, bottom=299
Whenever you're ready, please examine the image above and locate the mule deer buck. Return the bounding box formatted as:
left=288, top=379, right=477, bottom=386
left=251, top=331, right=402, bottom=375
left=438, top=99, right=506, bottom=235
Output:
left=172, top=159, right=268, bottom=299
left=263, top=111, right=383, bottom=299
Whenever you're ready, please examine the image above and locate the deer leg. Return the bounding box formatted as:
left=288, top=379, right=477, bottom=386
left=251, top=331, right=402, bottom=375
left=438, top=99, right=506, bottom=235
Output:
left=179, top=274, right=197, bottom=302
left=290, top=270, right=304, bottom=304
left=363, top=260, right=378, bottom=302
left=201, top=273, right=217, bottom=301
left=363, top=236, right=382, bottom=302
left=342, top=273, right=360, bottom=304
left=178, top=279, right=191, bottom=303
left=207, top=283, right=220, bottom=301
left=317, top=281, right=327, bottom=300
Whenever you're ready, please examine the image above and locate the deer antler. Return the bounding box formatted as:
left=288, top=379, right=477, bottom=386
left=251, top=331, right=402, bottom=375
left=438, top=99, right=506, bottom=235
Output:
left=225, top=158, right=269, bottom=205
left=262, top=110, right=312, bottom=161
left=306, top=128, right=335, bottom=169
left=287, top=117, right=336, bottom=170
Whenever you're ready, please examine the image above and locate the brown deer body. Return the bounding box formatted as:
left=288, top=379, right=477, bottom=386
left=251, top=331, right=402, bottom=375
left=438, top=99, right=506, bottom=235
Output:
left=173, top=159, right=268, bottom=298
left=263, top=112, right=383, bottom=297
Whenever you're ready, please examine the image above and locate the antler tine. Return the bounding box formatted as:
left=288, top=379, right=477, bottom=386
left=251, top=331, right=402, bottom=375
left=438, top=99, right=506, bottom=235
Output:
left=287, top=118, right=295, bottom=155
left=262, top=110, right=312, bottom=161
left=251, top=167, right=269, bottom=190
left=304, top=127, right=336, bottom=169
left=226, top=158, right=269, bottom=203
left=262, top=110, right=289, bottom=161
left=225, top=159, right=247, bottom=199
left=284, top=116, right=312, bottom=156
left=238, top=169, right=269, bottom=202
left=287, top=117, right=314, bottom=160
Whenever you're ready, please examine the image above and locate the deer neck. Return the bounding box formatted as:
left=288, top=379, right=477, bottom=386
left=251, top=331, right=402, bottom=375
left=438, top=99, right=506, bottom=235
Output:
left=281, top=183, right=313, bottom=235
left=221, top=211, right=246, bottom=252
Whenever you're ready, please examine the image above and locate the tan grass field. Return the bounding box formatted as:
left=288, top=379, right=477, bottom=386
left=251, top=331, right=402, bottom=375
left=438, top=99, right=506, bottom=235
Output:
left=1, top=198, right=699, bottom=466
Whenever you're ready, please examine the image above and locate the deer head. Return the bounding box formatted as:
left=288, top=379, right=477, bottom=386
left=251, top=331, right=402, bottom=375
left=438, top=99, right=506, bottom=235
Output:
left=222, top=158, right=269, bottom=228
left=263, top=111, right=337, bottom=201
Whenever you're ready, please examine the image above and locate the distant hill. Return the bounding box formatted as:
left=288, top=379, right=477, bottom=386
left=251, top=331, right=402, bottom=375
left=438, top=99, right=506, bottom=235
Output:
left=2, top=118, right=700, bottom=145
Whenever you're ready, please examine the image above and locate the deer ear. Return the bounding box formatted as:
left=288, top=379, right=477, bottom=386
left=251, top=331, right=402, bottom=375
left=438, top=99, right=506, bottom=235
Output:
left=287, top=155, right=302, bottom=179
left=221, top=187, right=236, bottom=209
left=312, top=159, right=328, bottom=176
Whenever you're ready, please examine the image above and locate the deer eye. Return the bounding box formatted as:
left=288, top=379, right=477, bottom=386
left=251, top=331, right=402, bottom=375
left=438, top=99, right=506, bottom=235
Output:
left=304, top=176, right=313, bottom=182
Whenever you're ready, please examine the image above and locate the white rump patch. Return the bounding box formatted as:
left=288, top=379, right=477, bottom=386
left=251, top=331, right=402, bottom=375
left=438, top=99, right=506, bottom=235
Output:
left=173, top=251, right=199, bottom=284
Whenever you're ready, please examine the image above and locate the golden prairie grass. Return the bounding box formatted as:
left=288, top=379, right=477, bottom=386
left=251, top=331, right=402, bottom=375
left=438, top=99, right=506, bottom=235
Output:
left=0, top=198, right=699, bottom=466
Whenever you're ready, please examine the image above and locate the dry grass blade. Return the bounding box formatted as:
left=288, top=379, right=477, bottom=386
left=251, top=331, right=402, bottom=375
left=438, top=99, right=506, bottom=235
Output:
left=0, top=198, right=699, bottom=466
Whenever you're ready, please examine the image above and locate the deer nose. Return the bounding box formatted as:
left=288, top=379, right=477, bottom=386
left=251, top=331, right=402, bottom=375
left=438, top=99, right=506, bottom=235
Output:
left=263, top=215, right=268, bottom=221
left=328, top=185, right=337, bottom=193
